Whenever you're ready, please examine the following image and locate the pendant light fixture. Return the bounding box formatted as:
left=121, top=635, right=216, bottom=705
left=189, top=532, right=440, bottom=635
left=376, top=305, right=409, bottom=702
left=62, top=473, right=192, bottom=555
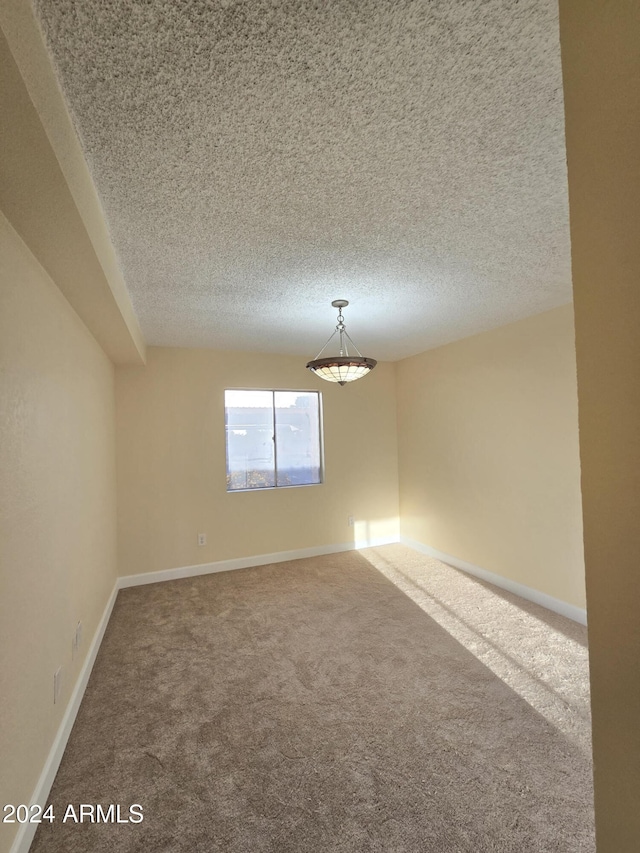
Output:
left=306, top=300, right=377, bottom=386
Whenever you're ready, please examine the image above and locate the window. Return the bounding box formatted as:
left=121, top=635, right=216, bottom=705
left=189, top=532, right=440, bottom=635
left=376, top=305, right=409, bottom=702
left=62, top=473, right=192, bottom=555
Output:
left=225, top=390, right=322, bottom=491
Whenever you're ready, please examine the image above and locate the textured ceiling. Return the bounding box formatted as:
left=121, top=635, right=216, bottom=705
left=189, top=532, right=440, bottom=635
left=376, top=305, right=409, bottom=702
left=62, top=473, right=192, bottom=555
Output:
left=32, top=0, right=570, bottom=361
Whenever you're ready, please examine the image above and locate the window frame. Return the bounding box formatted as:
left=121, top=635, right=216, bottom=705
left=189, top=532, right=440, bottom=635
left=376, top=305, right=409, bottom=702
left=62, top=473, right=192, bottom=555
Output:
left=224, top=388, right=324, bottom=493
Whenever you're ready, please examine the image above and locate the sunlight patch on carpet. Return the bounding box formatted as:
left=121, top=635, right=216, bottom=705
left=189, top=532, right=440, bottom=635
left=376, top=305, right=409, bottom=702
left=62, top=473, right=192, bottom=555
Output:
left=363, top=545, right=591, bottom=755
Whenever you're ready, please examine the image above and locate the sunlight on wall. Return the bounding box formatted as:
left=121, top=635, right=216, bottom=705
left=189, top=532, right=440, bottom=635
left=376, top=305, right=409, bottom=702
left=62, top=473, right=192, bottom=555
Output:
left=353, top=518, right=399, bottom=548
left=363, top=546, right=592, bottom=755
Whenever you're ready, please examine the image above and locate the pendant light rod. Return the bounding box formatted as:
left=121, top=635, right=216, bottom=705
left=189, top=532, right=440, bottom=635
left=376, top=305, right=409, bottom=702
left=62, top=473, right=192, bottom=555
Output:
left=334, top=299, right=348, bottom=357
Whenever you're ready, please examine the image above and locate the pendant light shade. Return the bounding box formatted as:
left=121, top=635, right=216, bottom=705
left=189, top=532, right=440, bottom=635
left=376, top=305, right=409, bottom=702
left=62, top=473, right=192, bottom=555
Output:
left=306, top=300, right=377, bottom=386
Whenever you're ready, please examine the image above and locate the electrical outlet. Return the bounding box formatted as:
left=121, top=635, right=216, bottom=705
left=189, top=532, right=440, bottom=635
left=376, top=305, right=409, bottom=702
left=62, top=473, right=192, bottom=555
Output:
left=348, top=515, right=354, bottom=527
left=198, top=533, right=207, bottom=546
left=53, top=667, right=62, bottom=704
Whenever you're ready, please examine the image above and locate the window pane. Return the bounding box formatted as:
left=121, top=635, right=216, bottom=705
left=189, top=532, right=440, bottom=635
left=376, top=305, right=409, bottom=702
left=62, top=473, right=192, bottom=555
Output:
left=225, top=390, right=275, bottom=490
left=274, top=392, right=321, bottom=487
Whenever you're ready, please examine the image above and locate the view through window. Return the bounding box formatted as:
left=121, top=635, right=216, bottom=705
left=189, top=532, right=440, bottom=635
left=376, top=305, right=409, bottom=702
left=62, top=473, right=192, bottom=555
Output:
left=225, top=390, right=322, bottom=491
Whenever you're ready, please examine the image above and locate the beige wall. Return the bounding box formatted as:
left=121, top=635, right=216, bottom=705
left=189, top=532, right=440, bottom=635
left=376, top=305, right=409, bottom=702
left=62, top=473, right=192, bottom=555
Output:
left=396, top=305, right=585, bottom=608
left=560, top=1, right=640, bottom=849
left=0, top=213, right=118, bottom=853
left=115, top=348, right=399, bottom=577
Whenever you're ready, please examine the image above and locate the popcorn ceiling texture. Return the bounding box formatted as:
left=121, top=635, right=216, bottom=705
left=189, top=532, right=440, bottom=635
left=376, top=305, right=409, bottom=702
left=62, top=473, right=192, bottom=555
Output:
left=32, top=0, right=571, bottom=360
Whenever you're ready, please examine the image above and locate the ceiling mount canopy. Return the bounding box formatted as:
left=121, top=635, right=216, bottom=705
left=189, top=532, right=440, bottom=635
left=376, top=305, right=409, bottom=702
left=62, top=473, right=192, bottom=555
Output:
left=306, top=300, right=377, bottom=386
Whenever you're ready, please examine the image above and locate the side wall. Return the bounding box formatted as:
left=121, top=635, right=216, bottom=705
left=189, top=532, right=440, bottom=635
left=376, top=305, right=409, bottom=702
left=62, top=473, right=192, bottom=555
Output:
left=0, top=213, right=118, bottom=853
left=115, top=348, right=399, bottom=577
left=396, top=304, right=585, bottom=609
left=560, top=1, right=640, bottom=848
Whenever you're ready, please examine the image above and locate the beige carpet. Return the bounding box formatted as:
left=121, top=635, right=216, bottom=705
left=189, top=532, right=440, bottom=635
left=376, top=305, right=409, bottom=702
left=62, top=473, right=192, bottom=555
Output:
left=31, top=544, right=594, bottom=852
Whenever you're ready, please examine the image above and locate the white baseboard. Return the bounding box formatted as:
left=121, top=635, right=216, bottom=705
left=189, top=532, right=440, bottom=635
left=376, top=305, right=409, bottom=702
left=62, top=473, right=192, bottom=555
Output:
left=401, top=536, right=587, bottom=626
left=9, top=581, right=119, bottom=853
left=118, top=536, right=399, bottom=589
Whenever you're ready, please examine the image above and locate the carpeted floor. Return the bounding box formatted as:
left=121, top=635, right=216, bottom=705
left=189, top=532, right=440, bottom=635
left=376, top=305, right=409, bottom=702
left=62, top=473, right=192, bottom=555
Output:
left=31, top=544, right=594, bottom=852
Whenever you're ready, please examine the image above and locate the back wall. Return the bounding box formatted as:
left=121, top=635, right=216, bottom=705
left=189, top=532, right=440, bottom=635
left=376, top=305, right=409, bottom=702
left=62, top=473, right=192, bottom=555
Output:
left=115, top=347, right=400, bottom=577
